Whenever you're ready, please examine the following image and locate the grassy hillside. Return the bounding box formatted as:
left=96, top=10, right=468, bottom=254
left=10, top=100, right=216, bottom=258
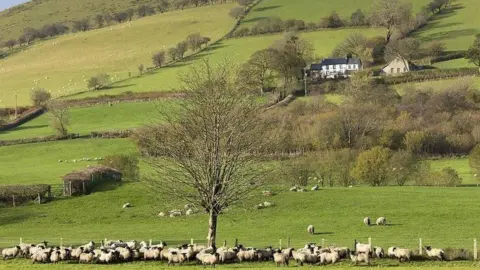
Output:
left=0, top=0, right=227, bottom=40
left=0, top=101, right=174, bottom=140
left=394, top=77, right=480, bottom=95
left=433, top=58, right=477, bottom=69
left=415, top=0, right=480, bottom=53
left=0, top=139, right=136, bottom=185
left=0, top=3, right=236, bottom=107
left=68, top=28, right=385, bottom=100
left=240, top=0, right=431, bottom=28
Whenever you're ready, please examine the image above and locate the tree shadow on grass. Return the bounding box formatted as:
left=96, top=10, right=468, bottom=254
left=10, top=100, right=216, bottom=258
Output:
left=385, top=224, right=402, bottom=227
left=253, top=5, right=280, bottom=12
left=104, top=84, right=135, bottom=90
left=0, top=212, right=31, bottom=226
left=313, top=232, right=334, bottom=235
left=242, top=16, right=268, bottom=24
left=10, top=124, right=48, bottom=131
left=420, top=29, right=478, bottom=43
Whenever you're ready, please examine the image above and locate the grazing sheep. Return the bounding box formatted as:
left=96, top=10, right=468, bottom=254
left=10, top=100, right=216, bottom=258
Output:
left=307, top=225, right=315, bottom=235
left=376, top=217, right=387, bottom=226
left=201, top=253, right=220, bottom=267
left=311, top=185, right=319, bottom=191
left=167, top=251, right=186, bottom=266
left=2, top=246, right=21, bottom=259
left=355, top=242, right=371, bottom=254
left=218, top=249, right=237, bottom=263
left=392, top=247, right=412, bottom=262
left=387, top=246, right=397, bottom=258
left=363, top=217, right=371, bottom=226
left=116, top=247, right=133, bottom=261
left=273, top=249, right=289, bottom=266
left=79, top=252, right=95, bottom=263
left=350, top=251, right=370, bottom=265
left=71, top=247, right=84, bottom=259
left=237, top=249, right=258, bottom=262
left=50, top=251, right=61, bottom=263
left=374, top=246, right=385, bottom=258
left=319, top=250, right=339, bottom=265
left=424, top=246, right=445, bottom=261
left=123, top=203, right=131, bottom=209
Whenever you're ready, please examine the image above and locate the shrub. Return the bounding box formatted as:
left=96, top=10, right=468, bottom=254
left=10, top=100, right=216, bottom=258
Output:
left=99, top=154, right=139, bottom=181
left=351, top=146, right=392, bottom=186
left=234, top=27, right=250, bottom=37
left=404, top=130, right=427, bottom=154
left=438, top=167, right=462, bottom=187
left=88, top=73, right=110, bottom=90
left=319, top=12, right=345, bottom=28
left=30, top=88, right=51, bottom=107
left=152, top=51, right=166, bottom=67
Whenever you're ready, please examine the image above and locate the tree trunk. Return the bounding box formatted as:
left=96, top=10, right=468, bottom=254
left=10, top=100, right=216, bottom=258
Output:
left=207, top=209, right=218, bottom=249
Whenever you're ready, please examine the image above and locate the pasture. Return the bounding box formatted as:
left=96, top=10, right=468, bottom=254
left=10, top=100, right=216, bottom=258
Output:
left=433, top=58, right=477, bottom=69
left=240, top=0, right=431, bottom=28
left=415, top=0, right=480, bottom=51
left=0, top=4, right=236, bottom=107
left=0, top=100, right=173, bottom=140
left=394, top=77, right=480, bottom=95
left=69, top=28, right=385, bottom=100
left=0, top=139, right=136, bottom=185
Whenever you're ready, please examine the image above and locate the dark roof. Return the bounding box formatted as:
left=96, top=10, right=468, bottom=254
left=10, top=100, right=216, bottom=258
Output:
left=310, top=58, right=361, bottom=70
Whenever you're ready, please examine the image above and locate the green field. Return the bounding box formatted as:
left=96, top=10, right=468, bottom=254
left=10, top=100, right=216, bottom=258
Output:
left=0, top=101, right=173, bottom=140
left=240, top=0, right=430, bottom=28
left=69, top=28, right=385, bottom=100
left=433, top=58, right=477, bottom=69
left=0, top=4, right=236, bottom=107
left=415, top=0, right=480, bottom=51
left=430, top=158, right=478, bottom=185
left=394, top=77, right=480, bottom=95
left=0, top=139, right=136, bottom=185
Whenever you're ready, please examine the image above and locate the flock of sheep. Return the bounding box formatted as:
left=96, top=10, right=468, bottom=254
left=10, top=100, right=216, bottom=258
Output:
left=1, top=238, right=447, bottom=267
left=58, top=157, right=103, bottom=164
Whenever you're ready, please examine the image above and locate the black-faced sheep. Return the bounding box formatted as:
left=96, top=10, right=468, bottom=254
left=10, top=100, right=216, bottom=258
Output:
left=424, top=246, right=445, bottom=261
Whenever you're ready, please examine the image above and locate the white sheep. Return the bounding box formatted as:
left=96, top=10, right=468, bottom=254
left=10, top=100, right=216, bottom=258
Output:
left=293, top=250, right=318, bottom=266
left=387, top=246, right=397, bottom=258
left=158, top=212, right=166, bottom=217
left=424, top=246, right=445, bottom=261
left=80, top=241, right=95, bottom=252
left=31, top=251, right=49, bottom=263
left=374, top=246, right=385, bottom=258
left=50, top=251, right=61, bottom=263
left=332, top=247, right=350, bottom=259
left=126, top=240, right=137, bottom=249
left=363, top=217, right=371, bottom=226
left=355, top=242, right=371, bottom=254
left=311, top=185, right=319, bottom=191
left=200, top=253, right=219, bottom=267
left=144, top=247, right=161, bottom=260
left=319, top=250, right=339, bottom=265
left=98, top=250, right=116, bottom=263
left=393, top=247, right=412, bottom=262
left=123, top=203, right=131, bottom=209
left=273, top=249, right=289, bottom=266
left=79, top=252, right=95, bottom=263
left=307, top=225, right=315, bottom=234
left=2, top=246, right=21, bottom=259
left=350, top=251, right=370, bottom=265
left=167, top=251, right=186, bottom=266
left=376, top=217, right=387, bottom=226
left=237, top=249, right=258, bottom=262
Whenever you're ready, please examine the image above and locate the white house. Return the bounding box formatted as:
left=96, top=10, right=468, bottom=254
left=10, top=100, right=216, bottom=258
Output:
left=309, top=58, right=362, bottom=79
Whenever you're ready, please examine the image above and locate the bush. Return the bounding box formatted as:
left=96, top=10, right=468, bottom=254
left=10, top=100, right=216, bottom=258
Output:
left=234, top=27, right=250, bottom=37
left=351, top=146, right=392, bottom=186
left=152, top=51, right=166, bottom=67
left=99, top=154, right=139, bottom=181
left=30, top=88, right=51, bottom=107
left=319, top=12, right=345, bottom=28
left=436, top=167, right=463, bottom=187
left=88, top=73, right=110, bottom=90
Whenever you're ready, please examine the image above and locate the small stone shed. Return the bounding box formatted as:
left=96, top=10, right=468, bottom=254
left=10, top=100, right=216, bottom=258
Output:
left=62, top=166, right=122, bottom=196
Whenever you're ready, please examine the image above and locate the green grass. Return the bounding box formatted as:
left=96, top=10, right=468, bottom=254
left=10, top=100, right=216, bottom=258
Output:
left=0, top=0, right=223, bottom=40
left=240, top=0, right=430, bottom=28
left=415, top=0, right=480, bottom=51
left=0, top=101, right=173, bottom=140
left=0, top=4, right=236, bottom=107
left=70, top=28, right=384, bottom=100
left=429, top=158, right=477, bottom=185
left=433, top=58, right=477, bottom=69
left=394, top=77, right=480, bottom=95
left=0, top=139, right=136, bottom=185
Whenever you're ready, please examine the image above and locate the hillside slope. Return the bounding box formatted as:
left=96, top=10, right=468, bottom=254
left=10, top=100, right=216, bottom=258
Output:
left=0, top=3, right=236, bottom=107
left=0, top=0, right=223, bottom=40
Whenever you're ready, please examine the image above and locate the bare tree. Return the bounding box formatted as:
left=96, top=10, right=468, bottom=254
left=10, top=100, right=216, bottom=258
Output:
left=384, top=37, right=420, bottom=62
left=47, top=101, right=70, bottom=136
left=4, top=39, right=17, bottom=50
left=186, top=33, right=203, bottom=51
left=229, top=7, right=245, bottom=21
left=238, top=48, right=277, bottom=95
left=138, top=64, right=144, bottom=75
left=157, top=0, right=170, bottom=13
left=370, top=0, right=412, bottom=42
left=137, top=60, right=268, bottom=248
left=152, top=51, right=166, bottom=67
left=175, top=41, right=188, bottom=58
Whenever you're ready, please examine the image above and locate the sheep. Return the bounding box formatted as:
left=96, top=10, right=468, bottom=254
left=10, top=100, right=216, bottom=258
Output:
left=319, top=249, right=339, bottom=265
left=273, top=249, right=289, bottom=266
left=363, top=217, right=371, bottom=226
left=289, top=186, right=298, bottom=192
left=144, top=247, right=161, bottom=260
left=123, top=203, right=131, bottom=209
left=355, top=242, right=372, bottom=254
left=158, top=212, right=166, bottom=217
left=307, top=224, right=315, bottom=235
left=237, top=249, right=258, bottom=262
left=392, top=247, right=412, bottom=262
left=374, top=246, right=385, bottom=258
left=350, top=251, right=370, bottom=265
left=126, top=240, right=137, bottom=249
left=2, top=246, right=21, bottom=259
left=59, top=248, right=71, bottom=260
left=180, top=245, right=196, bottom=261
left=201, top=253, right=220, bottom=267
left=167, top=251, right=186, bottom=266
left=332, top=247, right=350, bottom=259
left=19, top=244, right=34, bottom=258
left=293, top=250, right=318, bottom=266
left=311, top=185, right=319, bottom=191
left=79, top=252, right=95, bottom=263
left=376, top=217, right=387, bottom=226
left=424, top=246, right=445, bottom=261
left=31, top=251, right=50, bottom=263
left=50, top=251, right=61, bottom=263
left=116, top=247, right=133, bottom=261
left=80, top=241, right=95, bottom=252
left=387, top=246, right=397, bottom=258
left=71, top=247, right=84, bottom=259
left=257, top=247, right=274, bottom=261
left=218, top=249, right=237, bottom=263
left=98, top=250, right=116, bottom=264
left=282, top=248, right=294, bottom=259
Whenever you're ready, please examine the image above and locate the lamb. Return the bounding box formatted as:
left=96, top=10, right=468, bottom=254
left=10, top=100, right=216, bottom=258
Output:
left=79, top=252, right=95, bottom=263
left=387, top=246, right=397, bottom=258
left=376, top=217, right=387, bottom=225
left=273, top=249, right=289, bottom=266
left=374, top=246, right=385, bottom=258
left=201, top=253, right=220, bottom=267
left=50, top=251, right=61, bottom=263
left=2, top=246, right=21, bottom=259
left=319, top=250, right=339, bottom=265
left=307, top=224, right=315, bottom=235
left=350, top=251, right=370, bottom=265
left=363, top=217, right=371, bottom=226
left=392, top=247, right=412, bottom=262
left=424, top=246, right=445, bottom=261
left=167, top=251, right=186, bottom=266
left=355, top=242, right=372, bottom=254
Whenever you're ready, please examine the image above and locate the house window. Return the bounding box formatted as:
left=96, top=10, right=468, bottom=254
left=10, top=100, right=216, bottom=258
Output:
left=329, top=65, right=333, bottom=70
left=397, top=68, right=401, bottom=73
left=336, top=65, right=340, bottom=70
left=391, top=68, right=394, bottom=73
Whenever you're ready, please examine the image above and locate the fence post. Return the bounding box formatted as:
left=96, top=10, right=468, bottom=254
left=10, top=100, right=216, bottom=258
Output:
left=279, top=239, right=282, bottom=250
left=321, top=239, right=325, bottom=247
left=419, top=238, right=423, bottom=256
left=190, top=238, right=194, bottom=245
left=149, top=239, right=152, bottom=246
left=368, top=237, right=372, bottom=252
left=354, top=239, right=357, bottom=252
left=223, top=240, right=227, bottom=247
left=474, top=238, right=478, bottom=261
left=104, top=238, right=108, bottom=246
left=287, top=237, right=291, bottom=248
left=19, top=237, right=22, bottom=245
left=234, top=238, right=238, bottom=247
left=12, top=195, right=15, bottom=207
